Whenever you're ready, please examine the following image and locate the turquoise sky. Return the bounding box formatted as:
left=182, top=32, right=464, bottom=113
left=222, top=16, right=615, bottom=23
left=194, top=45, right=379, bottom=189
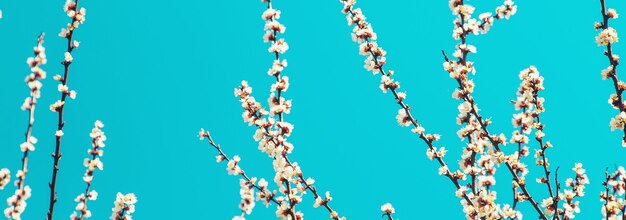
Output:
left=0, top=0, right=623, bottom=219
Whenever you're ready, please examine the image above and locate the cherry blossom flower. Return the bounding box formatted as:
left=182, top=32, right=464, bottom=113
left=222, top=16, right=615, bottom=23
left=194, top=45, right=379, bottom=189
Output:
left=597, top=27, right=619, bottom=46
left=0, top=169, right=9, bottom=190
left=380, top=203, right=395, bottom=220
left=110, top=193, right=137, bottom=220
left=238, top=179, right=256, bottom=216
left=4, top=186, right=32, bottom=219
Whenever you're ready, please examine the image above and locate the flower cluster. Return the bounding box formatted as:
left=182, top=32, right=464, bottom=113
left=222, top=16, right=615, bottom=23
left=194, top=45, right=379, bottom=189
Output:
left=263, top=2, right=288, bottom=54
left=602, top=166, right=626, bottom=219
left=226, top=155, right=243, bottom=175
left=597, top=27, right=619, bottom=46
left=110, top=193, right=137, bottom=220
left=4, top=185, right=32, bottom=220
left=22, top=33, right=47, bottom=111
left=71, top=191, right=98, bottom=220
left=380, top=203, right=395, bottom=220
left=512, top=66, right=553, bottom=212
left=71, top=120, right=106, bottom=220
left=448, top=0, right=515, bottom=40
left=595, top=2, right=626, bottom=147
left=84, top=120, right=106, bottom=183
left=0, top=169, right=9, bottom=190
left=557, top=163, right=589, bottom=219
left=60, top=0, right=86, bottom=39
left=235, top=179, right=256, bottom=219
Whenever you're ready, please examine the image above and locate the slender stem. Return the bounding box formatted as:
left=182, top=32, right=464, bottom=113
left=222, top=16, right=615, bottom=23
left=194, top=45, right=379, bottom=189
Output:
left=467, top=134, right=477, bottom=195
left=512, top=107, right=526, bottom=210
left=605, top=168, right=610, bottom=220
left=384, top=213, right=393, bottom=220
left=116, top=208, right=126, bottom=220
left=552, top=167, right=561, bottom=220
left=203, top=133, right=282, bottom=206
left=532, top=89, right=558, bottom=220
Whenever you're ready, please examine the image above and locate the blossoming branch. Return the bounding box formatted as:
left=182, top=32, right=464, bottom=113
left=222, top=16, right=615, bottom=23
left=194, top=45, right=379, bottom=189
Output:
left=70, top=121, right=106, bottom=220
left=338, top=0, right=476, bottom=213
left=199, top=0, right=348, bottom=219
left=4, top=33, right=47, bottom=220
left=595, top=0, right=626, bottom=148
left=340, top=0, right=533, bottom=218
left=47, top=0, right=85, bottom=219
left=235, top=0, right=350, bottom=218
left=601, top=166, right=626, bottom=218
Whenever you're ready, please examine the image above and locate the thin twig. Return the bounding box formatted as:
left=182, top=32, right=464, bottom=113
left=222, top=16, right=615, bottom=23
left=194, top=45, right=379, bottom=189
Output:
left=201, top=132, right=282, bottom=206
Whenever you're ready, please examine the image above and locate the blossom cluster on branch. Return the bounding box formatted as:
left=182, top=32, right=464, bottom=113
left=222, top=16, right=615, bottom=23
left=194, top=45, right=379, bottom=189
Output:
left=596, top=0, right=626, bottom=147
left=380, top=203, right=395, bottom=220
left=602, top=167, right=626, bottom=219
left=4, top=33, right=47, bottom=220
left=110, top=193, right=137, bottom=220
left=0, top=169, right=9, bottom=191
left=596, top=3, right=626, bottom=219
left=70, top=121, right=107, bottom=220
